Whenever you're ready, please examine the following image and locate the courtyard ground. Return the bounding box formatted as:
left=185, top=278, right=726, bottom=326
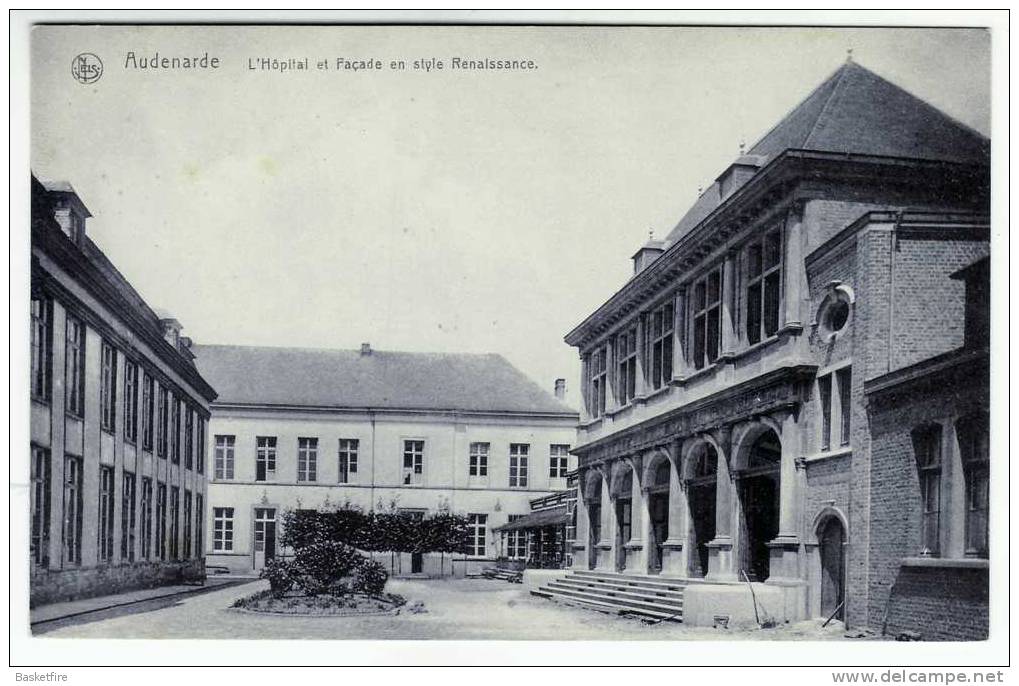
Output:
left=38, top=577, right=852, bottom=640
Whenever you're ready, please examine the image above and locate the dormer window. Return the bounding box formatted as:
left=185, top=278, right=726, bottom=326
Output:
left=68, top=211, right=85, bottom=243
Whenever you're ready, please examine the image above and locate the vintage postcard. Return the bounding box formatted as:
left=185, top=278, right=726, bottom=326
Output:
left=11, top=11, right=1008, bottom=675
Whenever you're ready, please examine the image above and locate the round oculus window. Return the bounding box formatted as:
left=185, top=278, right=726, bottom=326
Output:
left=823, top=299, right=850, bottom=334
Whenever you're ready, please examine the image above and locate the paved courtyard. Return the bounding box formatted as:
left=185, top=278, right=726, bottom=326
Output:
left=39, top=578, right=850, bottom=640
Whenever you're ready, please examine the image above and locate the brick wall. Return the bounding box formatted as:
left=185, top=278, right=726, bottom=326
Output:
left=30, top=559, right=204, bottom=607
left=883, top=565, right=989, bottom=641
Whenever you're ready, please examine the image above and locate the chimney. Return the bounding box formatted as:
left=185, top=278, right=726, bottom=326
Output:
left=159, top=316, right=182, bottom=349
left=360, top=342, right=372, bottom=356
left=554, top=378, right=566, bottom=400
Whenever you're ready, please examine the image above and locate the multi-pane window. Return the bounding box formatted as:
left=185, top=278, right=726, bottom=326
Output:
left=958, top=413, right=989, bottom=558
left=338, top=438, right=358, bottom=483
left=467, top=513, right=488, bottom=557
left=912, top=425, right=942, bottom=556
left=469, top=442, right=489, bottom=477
left=256, top=436, right=277, bottom=482
left=30, top=447, right=51, bottom=567
left=65, top=316, right=86, bottom=417
left=297, top=437, right=318, bottom=482
left=588, top=346, right=608, bottom=419
left=183, top=490, right=192, bottom=559
left=195, top=493, right=204, bottom=556
left=30, top=295, right=52, bottom=400
left=171, top=396, right=181, bottom=464
left=745, top=228, right=782, bottom=344
left=141, top=372, right=154, bottom=450
left=214, top=435, right=235, bottom=480
left=157, top=387, right=169, bottom=457
left=184, top=407, right=194, bottom=470
left=121, top=472, right=136, bottom=562
left=549, top=444, right=570, bottom=479
left=140, top=477, right=152, bottom=559
left=254, top=508, right=276, bottom=554
left=402, top=440, right=424, bottom=485
left=196, top=417, right=206, bottom=474
left=213, top=507, right=234, bottom=552
left=819, top=366, right=852, bottom=451
left=98, top=466, right=115, bottom=563
left=156, top=482, right=167, bottom=560
left=691, top=266, right=722, bottom=369
left=63, top=456, right=83, bottom=565
left=100, top=342, right=118, bottom=432
left=649, top=300, right=675, bottom=390
left=169, top=486, right=180, bottom=560
left=509, top=443, right=529, bottom=488
left=615, top=327, right=637, bottom=406
left=123, top=361, right=138, bottom=442
left=506, top=515, right=527, bottom=559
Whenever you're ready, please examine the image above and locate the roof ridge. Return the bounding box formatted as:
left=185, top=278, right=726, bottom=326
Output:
left=745, top=62, right=847, bottom=154
left=192, top=342, right=502, bottom=358
left=802, top=62, right=851, bottom=149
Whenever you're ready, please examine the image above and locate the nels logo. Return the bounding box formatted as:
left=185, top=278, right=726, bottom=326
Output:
left=71, top=53, right=103, bottom=84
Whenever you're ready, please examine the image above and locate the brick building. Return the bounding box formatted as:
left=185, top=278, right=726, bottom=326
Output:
left=194, top=343, right=578, bottom=576
left=30, top=176, right=217, bottom=606
left=537, top=61, right=990, bottom=637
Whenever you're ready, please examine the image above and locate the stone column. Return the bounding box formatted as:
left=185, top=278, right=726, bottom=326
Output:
left=627, top=455, right=648, bottom=572
left=783, top=203, right=805, bottom=331
left=720, top=250, right=738, bottom=359
left=572, top=468, right=590, bottom=569
left=596, top=464, right=615, bottom=571
left=707, top=429, right=737, bottom=581
left=634, top=314, right=648, bottom=401
left=579, top=353, right=590, bottom=422
left=672, top=289, right=689, bottom=383
left=661, top=440, right=689, bottom=576
left=768, top=409, right=803, bottom=582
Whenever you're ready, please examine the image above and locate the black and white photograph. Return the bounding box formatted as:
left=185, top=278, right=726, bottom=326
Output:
left=10, top=10, right=1009, bottom=677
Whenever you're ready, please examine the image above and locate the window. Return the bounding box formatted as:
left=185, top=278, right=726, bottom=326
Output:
left=141, top=372, right=154, bottom=450
left=63, top=456, right=83, bottom=565
left=615, top=327, right=637, bottom=406
left=958, top=413, right=989, bottom=558
left=691, top=266, right=722, bottom=369
left=171, top=396, right=181, bottom=464
left=213, top=507, right=234, bottom=552
left=184, top=407, right=194, bottom=470
left=298, top=437, right=318, bottom=482
left=256, top=436, right=277, bottom=482
left=30, top=447, right=51, bottom=567
left=30, top=295, right=52, bottom=400
left=196, top=417, right=206, bottom=474
left=254, top=508, right=276, bottom=553
left=98, top=466, right=115, bottom=563
left=65, top=316, right=86, bottom=417
left=140, top=477, right=152, bottom=559
left=183, top=490, right=192, bottom=559
left=100, top=342, right=118, bottom=432
left=588, top=346, right=607, bottom=418
left=338, top=438, right=358, bottom=483
left=468, top=513, right=488, bottom=557
left=509, top=443, right=529, bottom=488
left=402, top=440, right=424, bottom=485
left=912, top=425, right=942, bottom=556
left=745, top=228, right=782, bottom=344
left=169, top=486, right=180, bottom=560
left=549, top=444, right=570, bottom=479
left=121, top=471, right=136, bottom=562
left=818, top=366, right=852, bottom=451
left=124, top=361, right=138, bottom=442
left=156, top=482, right=167, bottom=560
left=469, top=442, right=489, bottom=478
left=506, top=515, right=527, bottom=559
left=195, top=493, right=204, bottom=557
left=649, top=300, right=675, bottom=390
left=214, top=435, right=235, bottom=480
left=157, top=387, right=169, bottom=457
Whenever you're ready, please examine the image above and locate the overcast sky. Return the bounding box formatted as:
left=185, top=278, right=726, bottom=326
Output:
left=31, top=25, right=990, bottom=409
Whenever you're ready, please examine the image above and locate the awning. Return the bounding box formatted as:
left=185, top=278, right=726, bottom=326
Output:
left=493, top=506, right=568, bottom=532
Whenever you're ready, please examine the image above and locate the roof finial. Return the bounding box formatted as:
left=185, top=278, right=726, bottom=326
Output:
left=697, top=186, right=703, bottom=196
left=648, top=227, right=655, bottom=241
left=846, top=48, right=853, bottom=63
left=738, top=140, right=746, bottom=156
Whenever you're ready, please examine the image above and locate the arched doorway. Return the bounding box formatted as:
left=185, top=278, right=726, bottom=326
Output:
left=646, top=459, right=671, bottom=574
left=585, top=472, right=603, bottom=570
left=685, top=442, right=717, bottom=578
left=737, top=429, right=781, bottom=581
left=818, top=517, right=846, bottom=620
left=612, top=469, right=633, bottom=572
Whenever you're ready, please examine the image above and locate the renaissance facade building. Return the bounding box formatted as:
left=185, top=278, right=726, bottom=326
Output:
left=195, top=344, right=578, bottom=576
left=559, top=62, right=990, bottom=638
left=29, top=176, right=217, bottom=605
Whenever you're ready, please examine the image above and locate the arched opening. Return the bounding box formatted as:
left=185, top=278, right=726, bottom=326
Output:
left=818, top=516, right=846, bottom=620
left=685, top=442, right=717, bottom=578
left=585, top=471, right=603, bottom=570
left=646, top=458, right=671, bottom=574
left=612, top=468, right=633, bottom=572
left=737, top=428, right=781, bottom=581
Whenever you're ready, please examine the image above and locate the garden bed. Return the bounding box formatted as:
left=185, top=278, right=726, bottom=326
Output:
left=232, top=589, right=406, bottom=616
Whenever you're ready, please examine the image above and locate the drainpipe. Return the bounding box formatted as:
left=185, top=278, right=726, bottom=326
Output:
left=887, top=211, right=903, bottom=373
left=369, top=409, right=376, bottom=510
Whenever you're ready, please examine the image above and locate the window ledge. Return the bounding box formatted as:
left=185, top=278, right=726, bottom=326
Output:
left=579, top=417, right=604, bottom=430
left=901, top=557, right=989, bottom=570
left=644, top=385, right=671, bottom=402
left=683, top=363, right=718, bottom=384
left=803, top=446, right=853, bottom=463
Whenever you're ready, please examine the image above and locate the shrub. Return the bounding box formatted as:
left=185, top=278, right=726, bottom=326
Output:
left=292, top=541, right=363, bottom=596
left=352, top=559, right=389, bottom=596
left=260, top=558, right=296, bottom=598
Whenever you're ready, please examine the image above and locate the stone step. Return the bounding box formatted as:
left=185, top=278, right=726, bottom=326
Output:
left=531, top=587, right=682, bottom=622
left=540, top=583, right=685, bottom=616
left=569, top=570, right=687, bottom=592
left=553, top=578, right=685, bottom=604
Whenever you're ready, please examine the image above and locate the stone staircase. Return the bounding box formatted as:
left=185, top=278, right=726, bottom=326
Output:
left=530, top=569, right=686, bottom=622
